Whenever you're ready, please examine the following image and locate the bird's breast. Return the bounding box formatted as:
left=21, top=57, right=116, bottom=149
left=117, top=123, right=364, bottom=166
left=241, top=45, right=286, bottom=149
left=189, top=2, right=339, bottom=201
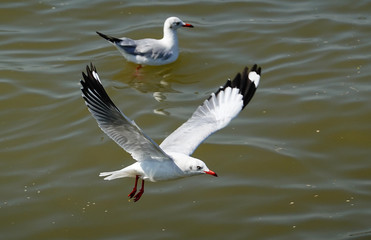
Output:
left=139, top=160, right=184, bottom=182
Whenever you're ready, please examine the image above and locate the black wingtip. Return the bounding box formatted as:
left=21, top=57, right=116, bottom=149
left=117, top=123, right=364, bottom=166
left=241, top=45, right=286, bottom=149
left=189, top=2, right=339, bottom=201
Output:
left=212, top=64, right=262, bottom=110
left=80, top=63, right=120, bottom=114
left=251, top=64, right=262, bottom=75
left=96, top=31, right=121, bottom=43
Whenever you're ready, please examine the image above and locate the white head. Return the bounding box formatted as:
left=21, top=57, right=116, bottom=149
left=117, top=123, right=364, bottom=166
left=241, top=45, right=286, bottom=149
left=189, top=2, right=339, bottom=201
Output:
left=164, top=16, right=194, bottom=31
left=170, top=153, right=218, bottom=177
left=188, top=159, right=218, bottom=177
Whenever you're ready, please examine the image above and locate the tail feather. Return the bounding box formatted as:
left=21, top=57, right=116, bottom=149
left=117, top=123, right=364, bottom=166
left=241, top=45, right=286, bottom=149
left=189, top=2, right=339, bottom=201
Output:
left=99, top=169, right=130, bottom=180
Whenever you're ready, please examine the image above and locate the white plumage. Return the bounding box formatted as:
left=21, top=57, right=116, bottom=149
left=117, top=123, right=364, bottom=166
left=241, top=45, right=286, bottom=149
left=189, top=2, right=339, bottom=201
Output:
left=96, top=17, right=194, bottom=67
left=80, top=63, right=261, bottom=202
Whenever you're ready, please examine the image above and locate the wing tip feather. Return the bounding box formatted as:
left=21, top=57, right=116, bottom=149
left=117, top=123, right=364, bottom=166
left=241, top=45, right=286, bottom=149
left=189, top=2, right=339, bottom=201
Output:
left=80, top=63, right=120, bottom=114
left=211, top=64, right=262, bottom=110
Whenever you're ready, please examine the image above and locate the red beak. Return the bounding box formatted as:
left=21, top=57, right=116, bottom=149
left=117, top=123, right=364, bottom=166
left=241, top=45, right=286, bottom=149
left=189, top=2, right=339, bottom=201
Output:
left=204, top=170, right=218, bottom=177
left=183, top=23, right=194, bottom=28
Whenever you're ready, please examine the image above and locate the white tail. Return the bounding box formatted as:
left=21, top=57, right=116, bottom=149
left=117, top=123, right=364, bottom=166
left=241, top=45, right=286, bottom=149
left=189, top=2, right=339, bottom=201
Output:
left=99, top=169, right=130, bottom=180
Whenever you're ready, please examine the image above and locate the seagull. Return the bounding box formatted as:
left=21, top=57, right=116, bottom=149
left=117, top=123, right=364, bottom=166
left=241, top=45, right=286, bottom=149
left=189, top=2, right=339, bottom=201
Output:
left=80, top=63, right=261, bottom=202
left=96, top=16, right=194, bottom=68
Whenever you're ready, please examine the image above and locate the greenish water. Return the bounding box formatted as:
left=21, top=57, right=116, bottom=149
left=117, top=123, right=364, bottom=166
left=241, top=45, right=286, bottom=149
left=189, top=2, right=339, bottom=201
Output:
left=1, top=0, right=370, bottom=239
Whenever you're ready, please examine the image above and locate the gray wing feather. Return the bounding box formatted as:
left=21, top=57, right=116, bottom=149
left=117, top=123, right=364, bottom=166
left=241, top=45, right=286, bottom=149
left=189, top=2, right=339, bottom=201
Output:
left=96, top=31, right=173, bottom=60
left=80, top=64, right=172, bottom=162
left=119, top=39, right=173, bottom=60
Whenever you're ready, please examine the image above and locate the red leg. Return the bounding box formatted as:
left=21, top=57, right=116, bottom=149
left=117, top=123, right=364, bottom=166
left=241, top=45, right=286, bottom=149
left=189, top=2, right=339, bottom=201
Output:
left=133, top=65, right=143, bottom=78
left=133, top=179, right=145, bottom=202
left=135, top=65, right=142, bottom=74
left=128, top=175, right=139, bottom=198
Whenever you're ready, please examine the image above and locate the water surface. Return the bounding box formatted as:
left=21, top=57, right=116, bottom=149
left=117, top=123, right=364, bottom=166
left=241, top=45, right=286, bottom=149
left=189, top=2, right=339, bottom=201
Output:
left=1, top=0, right=370, bottom=239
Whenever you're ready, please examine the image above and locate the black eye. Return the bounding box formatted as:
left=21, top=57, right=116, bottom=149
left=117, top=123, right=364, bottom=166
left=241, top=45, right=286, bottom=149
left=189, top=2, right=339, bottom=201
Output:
left=176, top=22, right=180, bottom=25
left=196, top=166, right=202, bottom=170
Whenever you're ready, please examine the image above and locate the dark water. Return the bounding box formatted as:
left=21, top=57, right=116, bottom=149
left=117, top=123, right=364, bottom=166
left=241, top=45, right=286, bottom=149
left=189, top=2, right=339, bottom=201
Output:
left=1, top=0, right=370, bottom=239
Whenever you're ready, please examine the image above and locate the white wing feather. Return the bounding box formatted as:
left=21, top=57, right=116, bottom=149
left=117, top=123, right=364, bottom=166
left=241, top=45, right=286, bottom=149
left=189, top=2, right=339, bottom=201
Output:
left=160, top=87, right=244, bottom=155
left=160, top=65, right=261, bottom=156
left=81, top=64, right=261, bottom=160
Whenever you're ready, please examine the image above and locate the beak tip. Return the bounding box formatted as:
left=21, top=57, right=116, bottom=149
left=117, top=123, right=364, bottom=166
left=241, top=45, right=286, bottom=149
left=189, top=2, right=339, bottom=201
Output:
left=183, top=23, right=194, bottom=28
left=205, top=170, right=218, bottom=177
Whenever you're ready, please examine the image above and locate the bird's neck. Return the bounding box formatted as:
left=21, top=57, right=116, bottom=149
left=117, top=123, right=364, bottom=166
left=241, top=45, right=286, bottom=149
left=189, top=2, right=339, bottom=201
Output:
left=162, top=27, right=178, bottom=47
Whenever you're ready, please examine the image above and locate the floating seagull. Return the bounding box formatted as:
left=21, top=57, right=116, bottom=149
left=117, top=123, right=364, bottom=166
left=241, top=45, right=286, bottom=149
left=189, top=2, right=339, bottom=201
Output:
left=80, top=63, right=261, bottom=202
left=96, top=16, right=193, bottom=68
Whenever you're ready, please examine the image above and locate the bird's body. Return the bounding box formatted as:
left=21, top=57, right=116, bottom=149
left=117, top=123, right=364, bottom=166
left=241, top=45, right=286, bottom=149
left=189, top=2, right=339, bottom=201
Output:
left=100, top=153, right=206, bottom=182
left=96, top=16, right=193, bottom=66
left=80, top=63, right=261, bottom=202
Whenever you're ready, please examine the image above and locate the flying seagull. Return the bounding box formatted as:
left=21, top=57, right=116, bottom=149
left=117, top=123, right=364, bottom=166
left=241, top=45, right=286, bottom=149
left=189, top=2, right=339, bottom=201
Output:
left=96, top=16, right=193, bottom=68
left=80, top=63, right=261, bottom=202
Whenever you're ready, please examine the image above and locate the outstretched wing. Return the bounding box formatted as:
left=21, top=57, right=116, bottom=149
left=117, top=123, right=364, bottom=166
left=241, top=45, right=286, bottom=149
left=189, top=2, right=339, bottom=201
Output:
left=160, top=65, right=262, bottom=156
left=80, top=63, right=172, bottom=162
